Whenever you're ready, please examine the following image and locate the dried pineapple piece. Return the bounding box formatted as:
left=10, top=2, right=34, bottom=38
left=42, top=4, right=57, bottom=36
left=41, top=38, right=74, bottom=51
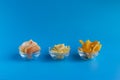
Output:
left=51, top=44, right=70, bottom=54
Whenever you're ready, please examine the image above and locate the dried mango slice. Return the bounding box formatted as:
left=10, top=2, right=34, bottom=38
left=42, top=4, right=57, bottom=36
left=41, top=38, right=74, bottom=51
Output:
left=79, top=40, right=102, bottom=54
left=93, top=44, right=102, bottom=53
left=79, top=40, right=84, bottom=45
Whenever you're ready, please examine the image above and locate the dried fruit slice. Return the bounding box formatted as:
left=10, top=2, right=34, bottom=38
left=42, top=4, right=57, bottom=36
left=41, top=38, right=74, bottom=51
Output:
left=78, top=40, right=102, bottom=58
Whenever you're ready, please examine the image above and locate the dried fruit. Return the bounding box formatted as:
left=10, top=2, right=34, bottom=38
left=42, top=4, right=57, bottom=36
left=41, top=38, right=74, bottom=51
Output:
left=51, top=44, right=70, bottom=54
left=78, top=40, right=102, bottom=58
left=19, top=40, right=40, bottom=54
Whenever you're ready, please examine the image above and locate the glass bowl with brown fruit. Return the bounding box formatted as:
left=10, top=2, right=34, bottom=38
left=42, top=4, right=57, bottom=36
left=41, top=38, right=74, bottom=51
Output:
left=19, top=40, right=41, bottom=59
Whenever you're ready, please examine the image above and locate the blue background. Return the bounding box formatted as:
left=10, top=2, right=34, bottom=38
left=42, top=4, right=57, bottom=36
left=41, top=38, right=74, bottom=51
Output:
left=0, top=0, right=120, bottom=80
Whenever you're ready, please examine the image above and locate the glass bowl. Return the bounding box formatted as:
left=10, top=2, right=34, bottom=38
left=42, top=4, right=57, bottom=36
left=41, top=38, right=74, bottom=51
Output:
left=19, top=51, right=40, bottom=60
left=49, top=47, right=70, bottom=60
left=78, top=50, right=99, bottom=60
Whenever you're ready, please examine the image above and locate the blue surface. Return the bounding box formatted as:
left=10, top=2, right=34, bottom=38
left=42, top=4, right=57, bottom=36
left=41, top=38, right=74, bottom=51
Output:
left=0, top=0, right=120, bottom=80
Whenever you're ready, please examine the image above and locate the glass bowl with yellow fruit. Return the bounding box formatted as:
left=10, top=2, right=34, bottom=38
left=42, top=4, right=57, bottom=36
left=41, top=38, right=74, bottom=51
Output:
left=19, top=40, right=41, bottom=59
left=49, top=44, right=70, bottom=60
left=78, top=40, right=102, bottom=59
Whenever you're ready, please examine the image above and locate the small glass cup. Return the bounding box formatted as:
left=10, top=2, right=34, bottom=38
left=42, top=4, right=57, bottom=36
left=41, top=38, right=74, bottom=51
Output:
left=19, top=51, right=40, bottom=60
left=49, top=47, right=70, bottom=60
left=78, top=50, right=99, bottom=60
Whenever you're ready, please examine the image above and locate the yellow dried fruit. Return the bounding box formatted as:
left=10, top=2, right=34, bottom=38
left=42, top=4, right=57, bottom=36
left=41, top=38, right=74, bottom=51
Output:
left=79, top=40, right=102, bottom=54
left=51, top=44, right=70, bottom=54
